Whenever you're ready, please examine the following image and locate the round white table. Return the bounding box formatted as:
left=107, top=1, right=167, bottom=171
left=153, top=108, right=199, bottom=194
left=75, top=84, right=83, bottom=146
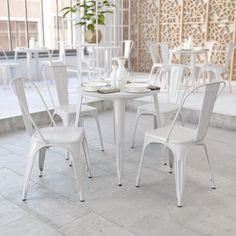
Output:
left=75, top=89, right=161, bottom=186
left=14, top=47, right=50, bottom=81
left=169, top=48, right=208, bottom=86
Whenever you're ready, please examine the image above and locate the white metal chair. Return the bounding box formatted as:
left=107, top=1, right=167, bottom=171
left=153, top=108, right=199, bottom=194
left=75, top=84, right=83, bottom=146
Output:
left=43, top=65, right=104, bottom=151
left=10, top=77, right=91, bottom=202
left=0, top=47, right=22, bottom=88
left=201, top=43, right=236, bottom=93
left=135, top=80, right=226, bottom=207
left=131, top=64, right=188, bottom=148
left=113, top=40, right=134, bottom=71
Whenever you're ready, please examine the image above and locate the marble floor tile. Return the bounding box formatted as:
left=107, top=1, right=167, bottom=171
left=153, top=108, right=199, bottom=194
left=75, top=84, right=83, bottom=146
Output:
left=59, top=212, right=137, bottom=236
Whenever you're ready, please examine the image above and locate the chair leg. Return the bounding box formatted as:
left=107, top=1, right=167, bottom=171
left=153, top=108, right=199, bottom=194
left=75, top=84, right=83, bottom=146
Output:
left=82, top=138, right=92, bottom=178
left=168, top=149, right=174, bottom=173
left=22, top=144, right=38, bottom=201
left=153, top=114, right=158, bottom=129
left=94, top=115, right=104, bottom=151
left=202, top=144, right=216, bottom=189
left=135, top=140, right=149, bottom=187
left=227, top=74, right=232, bottom=93
left=131, top=111, right=142, bottom=148
left=38, top=147, right=47, bottom=177
left=175, top=159, right=185, bottom=207
left=70, top=146, right=84, bottom=202
left=179, top=112, right=184, bottom=126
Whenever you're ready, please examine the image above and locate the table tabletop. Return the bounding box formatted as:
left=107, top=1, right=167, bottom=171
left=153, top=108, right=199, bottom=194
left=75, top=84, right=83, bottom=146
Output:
left=170, top=48, right=208, bottom=55
left=78, top=89, right=160, bottom=100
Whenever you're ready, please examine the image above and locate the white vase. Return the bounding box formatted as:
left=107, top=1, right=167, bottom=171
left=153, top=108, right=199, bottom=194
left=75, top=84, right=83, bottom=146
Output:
left=110, top=65, right=118, bottom=88
left=116, top=58, right=127, bottom=88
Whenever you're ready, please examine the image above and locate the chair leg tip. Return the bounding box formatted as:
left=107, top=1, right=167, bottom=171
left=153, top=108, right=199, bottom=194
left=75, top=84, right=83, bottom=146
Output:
left=135, top=185, right=140, bottom=188
left=80, top=200, right=85, bottom=202
left=177, top=205, right=182, bottom=208
left=22, top=198, right=26, bottom=201
left=211, top=187, right=216, bottom=189
left=163, top=163, right=167, bottom=165
left=118, top=184, right=122, bottom=187
left=88, top=176, right=92, bottom=179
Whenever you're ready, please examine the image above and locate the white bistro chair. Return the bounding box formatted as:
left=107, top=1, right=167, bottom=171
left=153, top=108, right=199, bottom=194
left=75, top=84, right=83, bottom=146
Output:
left=43, top=65, right=104, bottom=151
left=135, top=80, right=226, bottom=207
left=201, top=43, right=236, bottom=92
left=113, top=40, right=134, bottom=71
left=131, top=64, right=188, bottom=148
left=0, top=47, right=22, bottom=88
left=10, top=77, right=91, bottom=202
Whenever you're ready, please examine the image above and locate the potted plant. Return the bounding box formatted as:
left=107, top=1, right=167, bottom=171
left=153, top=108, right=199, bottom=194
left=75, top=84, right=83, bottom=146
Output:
left=62, top=0, right=116, bottom=44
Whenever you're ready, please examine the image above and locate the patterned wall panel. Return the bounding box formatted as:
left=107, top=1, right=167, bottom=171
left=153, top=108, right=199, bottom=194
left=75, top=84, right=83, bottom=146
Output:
left=160, top=0, right=181, bottom=48
left=128, top=0, right=236, bottom=78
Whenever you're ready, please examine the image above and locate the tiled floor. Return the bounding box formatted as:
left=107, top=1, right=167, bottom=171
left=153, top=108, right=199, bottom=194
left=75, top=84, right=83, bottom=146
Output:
left=0, top=111, right=236, bottom=236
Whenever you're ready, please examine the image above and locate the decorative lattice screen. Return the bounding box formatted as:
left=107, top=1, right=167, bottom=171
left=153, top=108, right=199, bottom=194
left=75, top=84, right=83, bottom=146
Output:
left=127, top=0, right=236, bottom=80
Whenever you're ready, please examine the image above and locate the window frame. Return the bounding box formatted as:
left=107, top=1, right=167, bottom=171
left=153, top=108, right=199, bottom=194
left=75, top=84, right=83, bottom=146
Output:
left=1, top=0, right=74, bottom=53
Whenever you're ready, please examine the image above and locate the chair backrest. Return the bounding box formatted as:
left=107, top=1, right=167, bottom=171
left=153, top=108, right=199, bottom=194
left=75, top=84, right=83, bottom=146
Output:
left=43, top=65, right=69, bottom=108
left=167, top=65, right=185, bottom=103
left=204, top=41, right=214, bottom=63
left=148, top=42, right=169, bottom=65
left=118, top=40, right=134, bottom=59
left=159, top=42, right=169, bottom=64
left=166, top=81, right=226, bottom=144
left=148, top=41, right=158, bottom=64
left=223, top=43, right=236, bottom=70
left=10, top=77, right=56, bottom=141
left=157, top=64, right=187, bottom=104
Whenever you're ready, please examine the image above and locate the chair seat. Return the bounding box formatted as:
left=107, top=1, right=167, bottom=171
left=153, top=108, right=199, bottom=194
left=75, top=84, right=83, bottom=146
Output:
left=138, top=102, right=179, bottom=115
left=32, top=126, right=85, bottom=144
left=146, top=125, right=196, bottom=144
left=55, top=104, right=97, bottom=117
left=202, top=65, right=225, bottom=74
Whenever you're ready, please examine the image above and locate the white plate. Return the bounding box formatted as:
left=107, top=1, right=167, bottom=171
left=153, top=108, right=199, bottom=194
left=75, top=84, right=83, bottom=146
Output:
left=129, top=78, right=150, bottom=83
left=122, top=88, right=151, bottom=93
left=125, top=83, right=149, bottom=92
left=82, top=82, right=107, bottom=91
left=93, top=79, right=111, bottom=84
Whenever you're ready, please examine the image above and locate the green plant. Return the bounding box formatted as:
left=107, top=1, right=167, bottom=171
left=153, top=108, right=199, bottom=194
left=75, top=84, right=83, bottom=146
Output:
left=62, top=0, right=116, bottom=31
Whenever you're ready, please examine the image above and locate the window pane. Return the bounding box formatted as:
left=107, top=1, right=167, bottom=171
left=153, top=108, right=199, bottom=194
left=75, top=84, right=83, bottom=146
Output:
left=58, top=0, right=73, bottom=47
left=26, top=0, right=41, bottom=46
left=0, top=0, right=10, bottom=50
left=9, top=0, right=27, bottom=48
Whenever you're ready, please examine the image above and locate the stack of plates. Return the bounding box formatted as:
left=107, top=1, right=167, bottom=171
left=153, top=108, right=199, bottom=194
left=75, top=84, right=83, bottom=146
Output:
left=122, top=83, right=150, bottom=93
